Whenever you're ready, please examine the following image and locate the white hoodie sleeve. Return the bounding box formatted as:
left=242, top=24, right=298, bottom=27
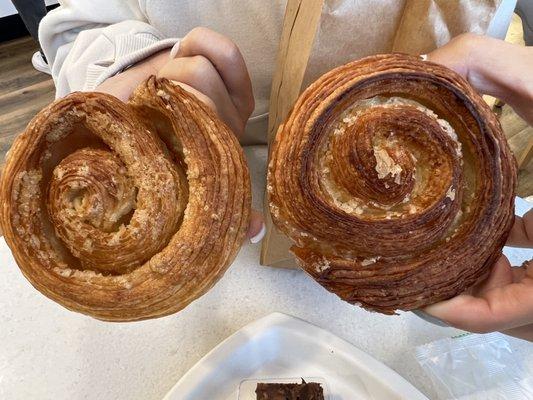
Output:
left=38, top=0, right=179, bottom=98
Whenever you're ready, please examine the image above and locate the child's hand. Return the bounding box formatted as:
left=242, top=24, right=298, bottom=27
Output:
left=97, top=27, right=264, bottom=242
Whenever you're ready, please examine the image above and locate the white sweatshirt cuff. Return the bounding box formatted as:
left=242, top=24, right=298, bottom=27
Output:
left=42, top=20, right=181, bottom=98
left=85, top=35, right=180, bottom=91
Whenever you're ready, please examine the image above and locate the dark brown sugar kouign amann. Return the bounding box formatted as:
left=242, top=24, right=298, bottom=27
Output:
left=268, top=54, right=516, bottom=314
left=0, top=77, right=251, bottom=321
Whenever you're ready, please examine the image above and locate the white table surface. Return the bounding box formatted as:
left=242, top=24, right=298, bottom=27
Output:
left=0, top=145, right=531, bottom=400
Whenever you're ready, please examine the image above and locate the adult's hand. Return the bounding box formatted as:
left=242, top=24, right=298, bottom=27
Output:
left=424, top=34, right=533, bottom=339
left=426, top=33, right=533, bottom=125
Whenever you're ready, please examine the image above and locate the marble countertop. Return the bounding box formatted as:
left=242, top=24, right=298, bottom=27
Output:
left=1, top=146, right=531, bottom=400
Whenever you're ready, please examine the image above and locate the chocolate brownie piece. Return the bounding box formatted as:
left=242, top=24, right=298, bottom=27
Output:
left=255, top=379, right=324, bottom=399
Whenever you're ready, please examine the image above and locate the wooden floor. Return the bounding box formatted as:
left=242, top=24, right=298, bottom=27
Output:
left=0, top=32, right=531, bottom=196
left=0, top=37, right=54, bottom=162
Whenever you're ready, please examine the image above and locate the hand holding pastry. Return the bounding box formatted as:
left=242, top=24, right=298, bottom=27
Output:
left=424, top=35, right=533, bottom=339
left=1, top=75, right=252, bottom=321
left=424, top=210, right=533, bottom=339
left=268, top=53, right=516, bottom=315
left=97, top=27, right=264, bottom=240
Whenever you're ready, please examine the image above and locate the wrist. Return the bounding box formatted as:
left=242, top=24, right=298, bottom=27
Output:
left=460, top=35, right=502, bottom=97
left=465, top=36, right=532, bottom=105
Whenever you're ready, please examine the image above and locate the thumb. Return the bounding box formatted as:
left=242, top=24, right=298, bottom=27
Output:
left=424, top=294, right=496, bottom=333
left=425, top=258, right=533, bottom=333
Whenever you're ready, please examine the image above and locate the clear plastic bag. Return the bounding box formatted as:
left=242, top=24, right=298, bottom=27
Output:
left=415, top=332, right=533, bottom=399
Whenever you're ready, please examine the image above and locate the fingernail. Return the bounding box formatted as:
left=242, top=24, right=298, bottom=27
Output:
left=250, top=223, right=266, bottom=244
left=420, top=54, right=428, bottom=61
left=412, top=310, right=449, bottom=327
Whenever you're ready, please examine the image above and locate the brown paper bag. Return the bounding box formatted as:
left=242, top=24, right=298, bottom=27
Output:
left=261, top=0, right=503, bottom=268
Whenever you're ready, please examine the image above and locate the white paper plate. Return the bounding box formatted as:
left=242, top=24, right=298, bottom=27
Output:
left=164, top=312, right=428, bottom=399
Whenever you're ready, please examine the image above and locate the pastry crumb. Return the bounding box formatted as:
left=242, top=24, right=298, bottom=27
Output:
left=342, top=115, right=357, bottom=126
left=54, top=267, right=73, bottom=278
left=361, top=256, right=380, bottom=266
left=82, top=238, right=93, bottom=252
left=316, top=257, right=331, bottom=273
left=446, top=186, right=456, bottom=201
left=333, top=127, right=345, bottom=136
left=156, top=89, right=170, bottom=101
left=374, top=146, right=402, bottom=181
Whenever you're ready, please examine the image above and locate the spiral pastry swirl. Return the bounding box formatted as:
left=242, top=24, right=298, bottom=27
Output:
left=268, top=54, right=516, bottom=314
left=1, top=77, right=251, bottom=321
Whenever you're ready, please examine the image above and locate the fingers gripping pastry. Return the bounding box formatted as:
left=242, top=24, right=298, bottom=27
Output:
left=268, top=54, right=516, bottom=314
left=0, top=77, right=251, bottom=321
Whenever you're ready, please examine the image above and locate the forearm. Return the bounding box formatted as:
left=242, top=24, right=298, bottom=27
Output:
left=40, top=4, right=177, bottom=99
left=466, top=35, right=533, bottom=124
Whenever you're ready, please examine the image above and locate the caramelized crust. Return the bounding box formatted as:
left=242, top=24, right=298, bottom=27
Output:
left=268, top=54, right=516, bottom=314
left=0, top=77, right=251, bottom=321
